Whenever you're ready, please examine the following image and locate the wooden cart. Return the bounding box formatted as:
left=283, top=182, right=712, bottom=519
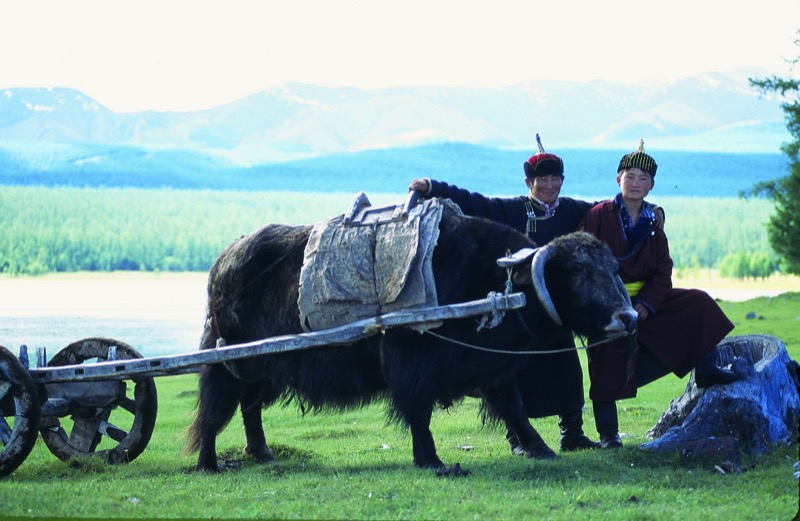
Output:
left=0, top=291, right=525, bottom=479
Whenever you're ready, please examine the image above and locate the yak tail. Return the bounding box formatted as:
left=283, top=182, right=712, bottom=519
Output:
left=184, top=405, right=203, bottom=455
left=183, top=319, right=220, bottom=456
left=183, top=364, right=241, bottom=455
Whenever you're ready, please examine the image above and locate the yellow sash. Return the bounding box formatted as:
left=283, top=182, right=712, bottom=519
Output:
left=624, top=281, right=645, bottom=297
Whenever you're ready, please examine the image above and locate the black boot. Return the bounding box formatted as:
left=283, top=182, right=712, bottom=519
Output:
left=694, top=350, right=739, bottom=388
left=559, top=409, right=600, bottom=451
left=593, top=401, right=622, bottom=449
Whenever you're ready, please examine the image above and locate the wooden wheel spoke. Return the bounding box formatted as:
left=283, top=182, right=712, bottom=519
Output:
left=67, top=415, right=104, bottom=453
left=119, top=396, right=136, bottom=414
left=39, top=338, right=158, bottom=465
left=100, top=420, right=128, bottom=443
left=0, top=345, right=41, bottom=478
left=0, top=415, right=12, bottom=445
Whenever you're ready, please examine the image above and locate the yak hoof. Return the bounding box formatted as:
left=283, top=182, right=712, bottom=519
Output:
left=244, top=445, right=275, bottom=463
left=526, top=444, right=558, bottom=460
left=436, top=463, right=471, bottom=477
left=415, top=458, right=446, bottom=470
left=253, top=453, right=275, bottom=463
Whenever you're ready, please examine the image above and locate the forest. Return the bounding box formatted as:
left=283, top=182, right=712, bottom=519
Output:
left=0, top=186, right=775, bottom=277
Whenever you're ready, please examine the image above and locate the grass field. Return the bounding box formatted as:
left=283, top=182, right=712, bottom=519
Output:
left=1, top=290, right=799, bottom=520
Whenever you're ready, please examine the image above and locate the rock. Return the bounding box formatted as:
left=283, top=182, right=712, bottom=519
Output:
left=680, top=436, right=741, bottom=465
left=641, top=335, right=800, bottom=455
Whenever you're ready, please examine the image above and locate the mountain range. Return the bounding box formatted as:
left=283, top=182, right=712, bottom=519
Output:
left=0, top=67, right=790, bottom=168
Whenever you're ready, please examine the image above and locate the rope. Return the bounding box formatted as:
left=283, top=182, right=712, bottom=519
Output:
left=475, top=269, right=514, bottom=331
left=475, top=291, right=506, bottom=331
left=421, top=328, right=632, bottom=356
left=444, top=272, right=632, bottom=354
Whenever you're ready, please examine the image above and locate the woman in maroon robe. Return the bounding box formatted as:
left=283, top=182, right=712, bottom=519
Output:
left=579, top=140, right=738, bottom=449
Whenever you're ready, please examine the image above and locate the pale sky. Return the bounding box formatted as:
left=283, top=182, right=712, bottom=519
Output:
left=1, top=0, right=798, bottom=113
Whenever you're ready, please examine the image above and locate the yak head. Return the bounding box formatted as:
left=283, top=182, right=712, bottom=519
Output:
left=500, top=231, right=637, bottom=340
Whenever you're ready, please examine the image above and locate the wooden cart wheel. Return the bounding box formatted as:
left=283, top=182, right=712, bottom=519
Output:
left=39, top=337, right=158, bottom=464
left=0, top=345, right=41, bottom=479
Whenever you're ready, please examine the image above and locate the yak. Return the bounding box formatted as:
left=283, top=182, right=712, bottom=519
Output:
left=186, top=199, right=636, bottom=473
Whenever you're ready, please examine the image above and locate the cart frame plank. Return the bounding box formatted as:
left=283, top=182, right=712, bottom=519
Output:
left=27, top=292, right=525, bottom=384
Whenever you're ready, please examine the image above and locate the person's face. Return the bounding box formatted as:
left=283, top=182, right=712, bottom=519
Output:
left=617, top=168, right=654, bottom=201
left=525, top=175, right=563, bottom=205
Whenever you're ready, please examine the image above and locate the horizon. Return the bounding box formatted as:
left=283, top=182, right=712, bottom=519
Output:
left=1, top=0, right=798, bottom=113
left=0, top=71, right=784, bottom=116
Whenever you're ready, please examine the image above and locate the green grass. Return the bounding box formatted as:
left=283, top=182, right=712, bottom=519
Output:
left=2, top=295, right=799, bottom=520
left=716, top=292, right=800, bottom=354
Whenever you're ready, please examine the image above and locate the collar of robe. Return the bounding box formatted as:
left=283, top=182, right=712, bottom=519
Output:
left=525, top=196, right=560, bottom=233
left=615, top=193, right=656, bottom=254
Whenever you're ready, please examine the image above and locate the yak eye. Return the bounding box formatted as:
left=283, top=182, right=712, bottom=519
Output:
left=570, top=264, right=586, bottom=275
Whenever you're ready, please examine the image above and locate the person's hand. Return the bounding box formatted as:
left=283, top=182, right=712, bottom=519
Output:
left=653, top=205, right=665, bottom=229
left=408, top=178, right=430, bottom=194
left=634, top=303, right=649, bottom=320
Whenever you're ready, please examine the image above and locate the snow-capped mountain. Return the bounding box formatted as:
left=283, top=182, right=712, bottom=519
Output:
left=0, top=68, right=789, bottom=166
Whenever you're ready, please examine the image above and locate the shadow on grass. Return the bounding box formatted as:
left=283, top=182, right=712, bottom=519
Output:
left=12, top=438, right=794, bottom=490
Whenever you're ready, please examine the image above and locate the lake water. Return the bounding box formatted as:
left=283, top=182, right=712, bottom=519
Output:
left=0, top=272, right=793, bottom=362
left=0, top=273, right=208, bottom=361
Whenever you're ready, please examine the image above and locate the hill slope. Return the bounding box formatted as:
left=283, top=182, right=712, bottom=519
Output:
left=1, top=69, right=788, bottom=165
left=0, top=141, right=786, bottom=198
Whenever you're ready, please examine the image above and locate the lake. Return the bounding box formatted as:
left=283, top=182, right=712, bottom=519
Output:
left=1, top=271, right=796, bottom=362
left=0, top=273, right=207, bottom=360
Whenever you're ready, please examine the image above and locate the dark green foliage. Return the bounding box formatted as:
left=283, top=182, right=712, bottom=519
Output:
left=763, top=169, right=800, bottom=274
left=749, top=31, right=800, bottom=274
left=0, top=141, right=788, bottom=276
left=0, top=187, right=776, bottom=276
left=718, top=251, right=778, bottom=279
left=0, top=187, right=376, bottom=275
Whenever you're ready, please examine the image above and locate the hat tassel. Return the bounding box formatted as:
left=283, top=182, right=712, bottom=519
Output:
left=535, top=133, right=546, bottom=154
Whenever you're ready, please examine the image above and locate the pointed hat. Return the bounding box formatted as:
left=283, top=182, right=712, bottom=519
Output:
left=617, top=139, right=658, bottom=176
left=523, top=134, right=564, bottom=178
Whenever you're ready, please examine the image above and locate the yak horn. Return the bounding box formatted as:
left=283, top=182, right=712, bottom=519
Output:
left=531, top=244, right=562, bottom=326
left=616, top=275, right=632, bottom=306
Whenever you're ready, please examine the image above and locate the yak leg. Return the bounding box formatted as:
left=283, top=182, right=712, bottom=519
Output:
left=383, top=331, right=446, bottom=469
left=389, top=383, right=443, bottom=467
left=482, top=382, right=557, bottom=460
left=240, top=382, right=277, bottom=463
left=405, top=405, right=445, bottom=469
left=195, top=364, right=243, bottom=472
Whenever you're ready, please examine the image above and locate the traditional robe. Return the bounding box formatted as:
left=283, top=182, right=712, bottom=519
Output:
left=579, top=199, right=735, bottom=401
left=427, top=180, right=592, bottom=417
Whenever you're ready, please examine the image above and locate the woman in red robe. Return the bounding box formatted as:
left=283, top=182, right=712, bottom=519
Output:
left=579, top=140, right=738, bottom=449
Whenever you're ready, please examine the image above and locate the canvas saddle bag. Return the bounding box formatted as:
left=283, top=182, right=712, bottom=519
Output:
left=298, top=192, right=451, bottom=332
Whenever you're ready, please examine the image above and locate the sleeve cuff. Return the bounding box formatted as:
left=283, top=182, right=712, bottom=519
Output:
left=422, top=177, right=433, bottom=196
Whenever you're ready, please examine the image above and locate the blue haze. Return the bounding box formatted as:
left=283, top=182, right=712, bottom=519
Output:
left=0, top=142, right=787, bottom=199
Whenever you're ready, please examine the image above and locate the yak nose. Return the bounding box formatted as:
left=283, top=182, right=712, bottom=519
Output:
left=605, top=308, right=638, bottom=334
left=617, top=309, right=638, bottom=332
